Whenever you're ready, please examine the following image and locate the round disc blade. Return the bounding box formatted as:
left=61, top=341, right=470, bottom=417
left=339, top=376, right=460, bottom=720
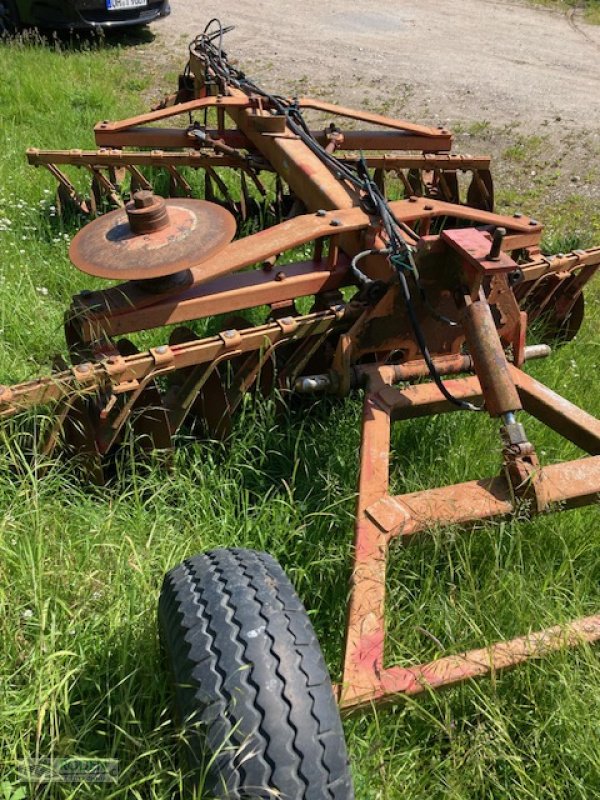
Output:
left=69, top=198, right=236, bottom=281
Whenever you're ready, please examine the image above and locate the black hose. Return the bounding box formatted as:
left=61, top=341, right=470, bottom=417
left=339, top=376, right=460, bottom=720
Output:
left=190, top=21, right=480, bottom=412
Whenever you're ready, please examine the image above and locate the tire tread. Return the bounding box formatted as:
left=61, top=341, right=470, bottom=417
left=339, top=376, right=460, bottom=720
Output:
left=159, top=548, right=353, bottom=799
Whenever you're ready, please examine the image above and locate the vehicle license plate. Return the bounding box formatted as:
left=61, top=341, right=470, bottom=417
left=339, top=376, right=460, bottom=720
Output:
left=107, top=0, right=147, bottom=10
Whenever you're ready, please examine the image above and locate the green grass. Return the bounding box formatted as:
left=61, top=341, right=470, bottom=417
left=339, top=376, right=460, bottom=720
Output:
left=1, top=35, right=600, bottom=800
left=530, top=0, right=600, bottom=24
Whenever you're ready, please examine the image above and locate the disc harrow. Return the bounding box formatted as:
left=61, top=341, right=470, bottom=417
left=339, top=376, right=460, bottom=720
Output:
left=26, top=37, right=494, bottom=220
left=3, top=21, right=600, bottom=797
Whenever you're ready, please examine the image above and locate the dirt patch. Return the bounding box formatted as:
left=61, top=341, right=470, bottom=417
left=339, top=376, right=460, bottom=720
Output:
left=139, top=0, right=600, bottom=208
left=148, top=0, right=599, bottom=124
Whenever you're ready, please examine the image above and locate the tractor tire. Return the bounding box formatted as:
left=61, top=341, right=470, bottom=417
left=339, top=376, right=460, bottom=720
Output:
left=158, top=548, right=354, bottom=800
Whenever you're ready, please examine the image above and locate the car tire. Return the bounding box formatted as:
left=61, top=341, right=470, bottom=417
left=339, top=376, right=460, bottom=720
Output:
left=159, top=548, right=354, bottom=799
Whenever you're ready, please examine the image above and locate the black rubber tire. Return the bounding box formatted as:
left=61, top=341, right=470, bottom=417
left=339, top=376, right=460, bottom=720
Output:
left=158, top=548, right=354, bottom=800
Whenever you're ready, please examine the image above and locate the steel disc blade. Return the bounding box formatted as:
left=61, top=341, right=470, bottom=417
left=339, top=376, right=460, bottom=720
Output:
left=60, top=396, right=105, bottom=484
left=467, top=169, right=494, bottom=212
left=115, top=338, right=173, bottom=453
left=197, top=369, right=233, bottom=440
left=164, top=327, right=233, bottom=439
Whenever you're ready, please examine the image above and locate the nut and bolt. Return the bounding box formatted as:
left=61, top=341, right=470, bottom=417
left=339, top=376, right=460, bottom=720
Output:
left=316, top=209, right=327, bottom=217
left=133, top=190, right=155, bottom=209
left=127, top=190, right=169, bottom=234
left=223, top=329, right=237, bottom=339
left=77, top=362, right=91, bottom=374
left=275, top=271, right=286, bottom=281
left=330, top=218, right=342, bottom=227
left=155, top=345, right=169, bottom=354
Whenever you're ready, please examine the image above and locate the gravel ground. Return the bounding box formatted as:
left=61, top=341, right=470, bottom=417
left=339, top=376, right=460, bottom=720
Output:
left=140, top=0, right=600, bottom=205
left=150, top=0, right=600, bottom=130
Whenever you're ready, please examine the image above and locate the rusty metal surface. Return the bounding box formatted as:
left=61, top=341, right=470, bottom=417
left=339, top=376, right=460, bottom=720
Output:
left=512, top=366, right=600, bottom=454
left=69, top=196, right=236, bottom=280
left=461, top=297, right=522, bottom=417
left=339, top=365, right=600, bottom=711
left=340, top=616, right=600, bottom=712
left=0, top=306, right=354, bottom=420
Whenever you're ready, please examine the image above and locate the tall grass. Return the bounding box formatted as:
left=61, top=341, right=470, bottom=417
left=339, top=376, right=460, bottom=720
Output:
left=0, top=34, right=599, bottom=799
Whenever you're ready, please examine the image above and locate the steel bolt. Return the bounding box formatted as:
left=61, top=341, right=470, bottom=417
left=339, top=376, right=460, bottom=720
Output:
left=275, top=271, right=286, bottom=281
left=529, top=219, right=539, bottom=226
left=513, top=212, right=523, bottom=218
left=156, top=345, right=168, bottom=354
left=281, top=317, right=294, bottom=325
left=424, top=204, right=434, bottom=211
left=488, top=227, right=507, bottom=261
left=330, top=219, right=342, bottom=227
left=133, top=190, right=155, bottom=209
left=78, top=362, right=91, bottom=374
left=408, top=195, right=418, bottom=203
left=316, top=209, right=327, bottom=217
left=223, top=329, right=237, bottom=338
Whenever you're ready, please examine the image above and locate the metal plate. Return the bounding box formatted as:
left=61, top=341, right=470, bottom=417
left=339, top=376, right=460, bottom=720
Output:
left=107, top=0, right=147, bottom=9
left=69, top=198, right=236, bottom=281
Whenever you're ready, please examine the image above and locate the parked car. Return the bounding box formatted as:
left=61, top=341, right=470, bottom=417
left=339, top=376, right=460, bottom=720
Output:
left=0, top=0, right=169, bottom=32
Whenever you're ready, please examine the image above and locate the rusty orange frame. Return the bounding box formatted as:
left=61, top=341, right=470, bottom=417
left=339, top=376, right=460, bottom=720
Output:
left=339, top=361, right=600, bottom=712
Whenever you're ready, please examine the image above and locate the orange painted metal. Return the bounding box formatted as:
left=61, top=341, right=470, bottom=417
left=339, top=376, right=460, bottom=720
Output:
left=339, top=363, right=600, bottom=712
left=4, top=32, right=600, bottom=715
left=0, top=308, right=347, bottom=418
left=511, top=366, right=600, bottom=454
left=64, top=200, right=546, bottom=345
left=76, top=259, right=351, bottom=342
left=92, top=126, right=454, bottom=153
left=341, top=616, right=600, bottom=712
